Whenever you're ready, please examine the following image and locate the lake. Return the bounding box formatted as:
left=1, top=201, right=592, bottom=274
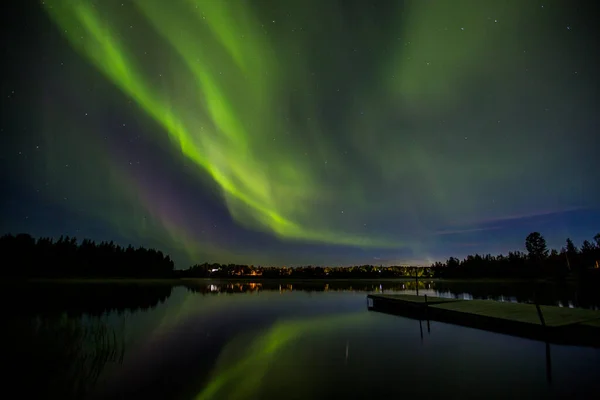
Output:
left=6, top=280, right=600, bottom=399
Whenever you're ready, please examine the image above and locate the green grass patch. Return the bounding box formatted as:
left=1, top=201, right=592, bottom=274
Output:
left=430, top=300, right=600, bottom=327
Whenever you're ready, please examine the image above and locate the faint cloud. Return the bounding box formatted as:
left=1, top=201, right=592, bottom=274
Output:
left=435, top=226, right=503, bottom=235
left=439, top=206, right=588, bottom=237
left=455, top=242, right=483, bottom=248
left=474, top=206, right=585, bottom=225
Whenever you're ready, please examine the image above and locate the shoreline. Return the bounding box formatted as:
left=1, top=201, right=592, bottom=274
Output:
left=14, top=277, right=546, bottom=285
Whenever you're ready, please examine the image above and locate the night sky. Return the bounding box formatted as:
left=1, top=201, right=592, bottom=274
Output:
left=1, top=0, right=599, bottom=268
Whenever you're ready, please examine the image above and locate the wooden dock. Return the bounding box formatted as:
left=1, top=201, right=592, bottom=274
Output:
left=367, top=294, right=600, bottom=348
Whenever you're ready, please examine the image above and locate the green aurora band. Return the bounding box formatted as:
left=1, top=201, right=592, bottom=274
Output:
left=39, top=0, right=568, bottom=263
left=43, top=0, right=399, bottom=249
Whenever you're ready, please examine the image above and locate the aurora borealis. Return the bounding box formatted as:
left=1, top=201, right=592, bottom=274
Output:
left=1, top=0, right=599, bottom=267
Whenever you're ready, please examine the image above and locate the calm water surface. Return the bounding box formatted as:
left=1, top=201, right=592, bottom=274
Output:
left=7, top=280, right=600, bottom=399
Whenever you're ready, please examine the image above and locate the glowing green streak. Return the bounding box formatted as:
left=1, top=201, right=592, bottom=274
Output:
left=43, top=0, right=398, bottom=249
left=196, top=313, right=365, bottom=400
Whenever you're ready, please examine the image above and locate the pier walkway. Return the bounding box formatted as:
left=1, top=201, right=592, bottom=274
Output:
left=367, top=294, right=600, bottom=348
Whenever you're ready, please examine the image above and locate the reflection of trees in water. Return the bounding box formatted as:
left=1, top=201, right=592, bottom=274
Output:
left=432, top=281, right=600, bottom=309
left=7, top=315, right=124, bottom=399
left=183, top=280, right=600, bottom=309
left=183, top=280, right=460, bottom=295
left=7, top=283, right=173, bottom=316
left=183, top=281, right=417, bottom=294
left=4, top=283, right=167, bottom=399
left=4, top=280, right=599, bottom=398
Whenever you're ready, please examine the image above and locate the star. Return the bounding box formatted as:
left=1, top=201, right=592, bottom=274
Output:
left=2, top=0, right=596, bottom=270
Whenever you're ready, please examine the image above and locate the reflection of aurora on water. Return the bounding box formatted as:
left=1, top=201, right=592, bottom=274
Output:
left=91, top=287, right=371, bottom=399
left=194, top=313, right=367, bottom=400
left=9, top=284, right=600, bottom=399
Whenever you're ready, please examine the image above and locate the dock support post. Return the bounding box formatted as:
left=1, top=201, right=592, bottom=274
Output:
left=534, top=299, right=552, bottom=385
left=419, top=319, right=423, bottom=342
left=535, top=303, right=546, bottom=328
left=415, top=268, right=419, bottom=296
left=545, top=341, right=553, bottom=385
left=425, top=295, right=430, bottom=334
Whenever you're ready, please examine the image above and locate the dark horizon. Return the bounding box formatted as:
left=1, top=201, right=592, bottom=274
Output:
left=2, top=231, right=598, bottom=278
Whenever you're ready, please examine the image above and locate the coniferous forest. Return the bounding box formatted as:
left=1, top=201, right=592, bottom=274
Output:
left=0, top=233, right=174, bottom=278
left=430, top=232, right=600, bottom=280
left=1, top=232, right=599, bottom=281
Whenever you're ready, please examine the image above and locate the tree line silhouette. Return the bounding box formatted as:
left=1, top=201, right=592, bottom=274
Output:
left=2, top=231, right=599, bottom=281
left=177, top=263, right=431, bottom=279
left=0, top=233, right=174, bottom=278
left=431, top=232, right=600, bottom=280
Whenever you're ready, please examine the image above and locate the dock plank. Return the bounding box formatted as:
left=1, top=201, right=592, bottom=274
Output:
left=579, top=318, right=600, bottom=328
left=429, top=300, right=600, bottom=327
left=369, top=294, right=461, bottom=304
left=367, top=294, right=600, bottom=347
